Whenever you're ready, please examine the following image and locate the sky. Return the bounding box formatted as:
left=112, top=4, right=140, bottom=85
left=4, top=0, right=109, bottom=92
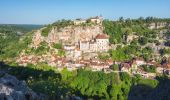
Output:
left=0, top=0, right=170, bottom=24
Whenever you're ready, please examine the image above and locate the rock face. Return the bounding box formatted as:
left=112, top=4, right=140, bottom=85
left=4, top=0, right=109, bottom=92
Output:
left=0, top=74, right=45, bottom=100
left=148, top=22, right=169, bottom=30
left=32, top=24, right=103, bottom=47
left=32, top=30, right=44, bottom=48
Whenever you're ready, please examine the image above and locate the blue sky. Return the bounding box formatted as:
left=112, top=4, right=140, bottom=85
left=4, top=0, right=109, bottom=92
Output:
left=0, top=0, right=170, bottom=24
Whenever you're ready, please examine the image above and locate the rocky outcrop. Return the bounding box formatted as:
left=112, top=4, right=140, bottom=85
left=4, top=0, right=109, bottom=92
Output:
left=32, top=24, right=103, bottom=47
left=0, top=74, right=45, bottom=100
left=148, top=22, right=169, bottom=30
left=32, top=30, right=44, bottom=48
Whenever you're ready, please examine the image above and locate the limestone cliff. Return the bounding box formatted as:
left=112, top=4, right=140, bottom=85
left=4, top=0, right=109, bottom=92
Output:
left=32, top=24, right=103, bottom=47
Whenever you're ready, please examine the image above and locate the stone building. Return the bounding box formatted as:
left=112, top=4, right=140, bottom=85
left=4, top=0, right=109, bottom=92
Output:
left=89, top=41, right=98, bottom=52
left=80, top=41, right=90, bottom=51
left=96, top=34, right=109, bottom=51
left=89, top=16, right=103, bottom=24
left=79, top=34, right=109, bottom=52
left=74, top=19, right=86, bottom=25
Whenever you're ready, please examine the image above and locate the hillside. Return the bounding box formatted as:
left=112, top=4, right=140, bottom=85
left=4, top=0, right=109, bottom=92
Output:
left=0, top=24, right=43, bottom=34
left=1, top=17, right=170, bottom=100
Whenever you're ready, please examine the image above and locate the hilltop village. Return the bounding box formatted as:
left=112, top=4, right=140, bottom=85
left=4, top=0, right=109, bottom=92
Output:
left=16, top=16, right=170, bottom=79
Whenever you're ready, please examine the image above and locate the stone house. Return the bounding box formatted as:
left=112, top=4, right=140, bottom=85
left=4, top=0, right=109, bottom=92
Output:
left=74, top=19, right=86, bottom=25
left=96, top=34, right=109, bottom=52
left=89, top=41, right=98, bottom=52
left=79, top=41, right=90, bottom=51
left=89, top=16, right=103, bottom=24
left=90, top=62, right=110, bottom=71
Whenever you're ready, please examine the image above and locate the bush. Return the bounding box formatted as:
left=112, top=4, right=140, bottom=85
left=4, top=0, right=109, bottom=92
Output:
left=53, top=43, right=62, bottom=49
left=41, top=26, right=52, bottom=37
left=110, top=64, right=119, bottom=71
left=138, top=79, right=158, bottom=88
left=140, top=65, right=156, bottom=73
left=138, top=37, right=148, bottom=45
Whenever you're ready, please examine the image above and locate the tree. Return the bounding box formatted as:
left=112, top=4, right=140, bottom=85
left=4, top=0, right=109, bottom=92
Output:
left=53, top=43, right=62, bottom=49
left=159, top=48, right=170, bottom=56
left=41, top=25, right=52, bottom=37
left=58, top=50, right=65, bottom=57
left=164, top=40, right=170, bottom=47
left=119, top=17, right=124, bottom=22
left=110, top=64, right=119, bottom=71
left=140, top=65, right=156, bottom=73
left=98, top=54, right=109, bottom=61
left=138, top=37, right=148, bottom=45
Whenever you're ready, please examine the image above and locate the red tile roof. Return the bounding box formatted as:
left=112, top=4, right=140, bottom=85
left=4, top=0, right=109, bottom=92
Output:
left=96, top=34, right=109, bottom=39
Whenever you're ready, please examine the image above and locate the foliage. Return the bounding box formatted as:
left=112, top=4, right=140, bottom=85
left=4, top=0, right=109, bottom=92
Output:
left=70, top=70, right=122, bottom=99
left=164, top=40, right=170, bottom=47
left=98, top=53, right=110, bottom=60
left=137, top=79, right=158, bottom=88
left=109, top=45, right=141, bottom=61
left=141, top=47, right=153, bottom=61
left=138, top=37, right=148, bottom=45
left=102, top=17, right=163, bottom=44
left=159, top=48, right=170, bottom=56
left=140, top=65, right=156, bottom=73
left=53, top=43, right=62, bottom=49
left=0, top=28, right=33, bottom=60
left=34, top=41, right=49, bottom=55
left=41, top=25, right=52, bottom=37
left=103, top=20, right=123, bottom=44
left=1, top=17, right=170, bottom=99
left=0, top=24, right=42, bottom=33
left=58, top=50, right=65, bottom=57
left=0, top=61, right=168, bottom=100
left=52, top=19, right=73, bottom=30
left=110, top=64, right=119, bottom=71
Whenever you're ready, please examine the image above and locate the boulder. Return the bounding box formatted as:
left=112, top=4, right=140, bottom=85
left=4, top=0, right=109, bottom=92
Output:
left=0, top=74, right=46, bottom=100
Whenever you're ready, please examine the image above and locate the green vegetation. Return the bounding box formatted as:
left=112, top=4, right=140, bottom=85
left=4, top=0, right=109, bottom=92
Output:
left=0, top=62, right=169, bottom=100
left=164, top=40, right=170, bottom=47
left=41, top=25, right=52, bottom=37
left=0, top=27, right=33, bottom=60
left=53, top=43, right=62, bottom=49
left=138, top=79, right=158, bottom=88
left=140, top=65, right=156, bottom=73
left=30, top=41, right=49, bottom=55
left=109, top=45, right=141, bottom=61
left=103, top=17, right=170, bottom=45
left=159, top=48, right=170, bottom=56
left=109, top=48, right=131, bottom=61
left=103, top=20, right=123, bottom=44
left=110, top=64, right=119, bottom=71
left=58, top=50, right=65, bottom=57
left=0, top=24, right=42, bottom=33
left=98, top=53, right=110, bottom=60
left=52, top=19, right=73, bottom=30
left=108, top=43, right=153, bottom=61
left=1, top=17, right=170, bottom=99
left=138, top=37, right=148, bottom=45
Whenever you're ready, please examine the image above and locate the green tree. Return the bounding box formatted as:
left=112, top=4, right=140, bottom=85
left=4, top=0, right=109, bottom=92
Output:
left=138, top=37, right=148, bottom=45
left=53, top=43, right=62, bottom=49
